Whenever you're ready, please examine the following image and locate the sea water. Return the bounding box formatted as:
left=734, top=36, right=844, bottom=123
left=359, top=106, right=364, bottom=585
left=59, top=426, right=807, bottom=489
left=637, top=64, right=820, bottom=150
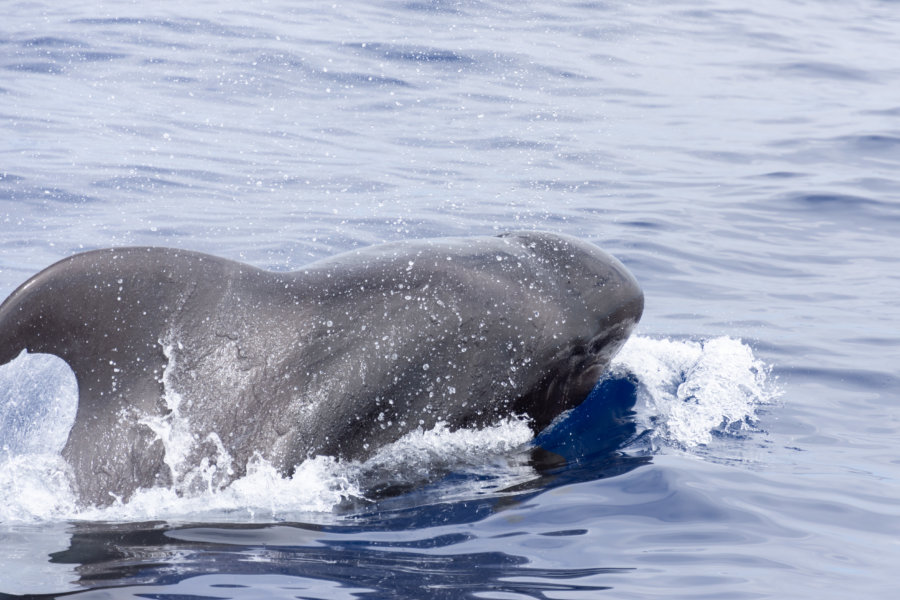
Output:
left=1, top=0, right=899, bottom=598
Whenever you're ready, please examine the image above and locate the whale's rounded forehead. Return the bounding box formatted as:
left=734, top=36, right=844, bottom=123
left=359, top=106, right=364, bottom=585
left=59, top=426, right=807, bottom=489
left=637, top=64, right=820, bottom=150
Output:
left=498, top=230, right=610, bottom=260
left=392, top=230, right=614, bottom=264
left=339, top=230, right=637, bottom=289
left=498, top=231, right=637, bottom=284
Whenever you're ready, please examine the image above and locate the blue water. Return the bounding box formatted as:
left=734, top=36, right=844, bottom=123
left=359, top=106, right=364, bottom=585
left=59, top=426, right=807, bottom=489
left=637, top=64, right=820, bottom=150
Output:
left=2, top=0, right=899, bottom=597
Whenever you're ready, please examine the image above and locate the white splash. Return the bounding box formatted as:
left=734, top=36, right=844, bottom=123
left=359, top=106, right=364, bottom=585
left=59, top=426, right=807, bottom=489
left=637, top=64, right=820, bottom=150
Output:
left=138, top=341, right=238, bottom=497
left=77, top=417, right=535, bottom=522
left=0, top=336, right=778, bottom=523
left=78, top=454, right=359, bottom=522
left=0, top=453, right=77, bottom=522
left=0, top=351, right=76, bottom=455
left=360, top=418, right=534, bottom=474
left=612, top=335, right=780, bottom=448
left=0, top=352, right=78, bottom=522
left=0, top=340, right=534, bottom=522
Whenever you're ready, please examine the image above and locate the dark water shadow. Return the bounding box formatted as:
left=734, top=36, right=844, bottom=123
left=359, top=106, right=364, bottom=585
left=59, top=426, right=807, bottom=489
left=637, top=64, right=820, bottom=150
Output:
left=336, top=372, right=651, bottom=529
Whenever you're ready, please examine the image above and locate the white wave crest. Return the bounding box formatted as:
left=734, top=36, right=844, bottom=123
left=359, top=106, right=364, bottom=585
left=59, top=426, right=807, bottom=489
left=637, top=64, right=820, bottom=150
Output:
left=613, top=335, right=780, bottom=448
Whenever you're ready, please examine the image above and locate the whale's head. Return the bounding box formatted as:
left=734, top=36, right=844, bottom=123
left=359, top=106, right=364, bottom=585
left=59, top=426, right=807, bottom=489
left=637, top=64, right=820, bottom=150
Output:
left=495, top=231, right=643, bottom=432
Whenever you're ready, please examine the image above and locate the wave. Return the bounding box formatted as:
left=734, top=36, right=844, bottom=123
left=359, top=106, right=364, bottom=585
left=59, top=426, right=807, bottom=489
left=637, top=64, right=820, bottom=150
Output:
left=0, top=336, right=778, bottom=523
left=613, top=335, right=780, bottom=449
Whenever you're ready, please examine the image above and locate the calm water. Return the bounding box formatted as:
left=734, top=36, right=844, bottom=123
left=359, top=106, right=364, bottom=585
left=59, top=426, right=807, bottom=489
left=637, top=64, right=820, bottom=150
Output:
left=1, top=0, right=899, bottom=598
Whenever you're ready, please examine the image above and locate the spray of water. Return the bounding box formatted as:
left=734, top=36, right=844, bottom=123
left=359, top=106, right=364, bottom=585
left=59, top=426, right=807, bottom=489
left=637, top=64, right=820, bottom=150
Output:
left=0, top=336, right=779, bottom=522
left=613, top=336, right=780, bottom=449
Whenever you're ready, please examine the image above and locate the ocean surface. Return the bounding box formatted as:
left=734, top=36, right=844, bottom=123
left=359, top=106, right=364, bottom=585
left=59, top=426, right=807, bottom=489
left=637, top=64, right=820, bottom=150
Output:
left=1, top=0, right=899, bottom=597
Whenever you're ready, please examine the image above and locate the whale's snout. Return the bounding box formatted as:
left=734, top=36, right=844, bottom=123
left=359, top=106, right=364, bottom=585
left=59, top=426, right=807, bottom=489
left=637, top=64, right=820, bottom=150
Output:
left=499, top=231, right=643, bottom=431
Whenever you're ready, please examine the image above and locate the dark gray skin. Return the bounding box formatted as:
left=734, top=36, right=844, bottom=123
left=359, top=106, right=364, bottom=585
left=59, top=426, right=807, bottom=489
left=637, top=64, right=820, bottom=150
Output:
left=0, top=231, right=642, bottom=506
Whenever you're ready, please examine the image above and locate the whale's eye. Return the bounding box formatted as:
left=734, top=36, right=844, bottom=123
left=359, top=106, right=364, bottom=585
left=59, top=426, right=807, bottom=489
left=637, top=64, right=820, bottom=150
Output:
left=589, top=333, right=614, bottom=355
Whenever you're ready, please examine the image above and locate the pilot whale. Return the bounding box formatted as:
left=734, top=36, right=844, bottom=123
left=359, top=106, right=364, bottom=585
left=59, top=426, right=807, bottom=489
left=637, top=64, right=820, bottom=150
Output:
left=0, top=231, right=642, bottom=506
